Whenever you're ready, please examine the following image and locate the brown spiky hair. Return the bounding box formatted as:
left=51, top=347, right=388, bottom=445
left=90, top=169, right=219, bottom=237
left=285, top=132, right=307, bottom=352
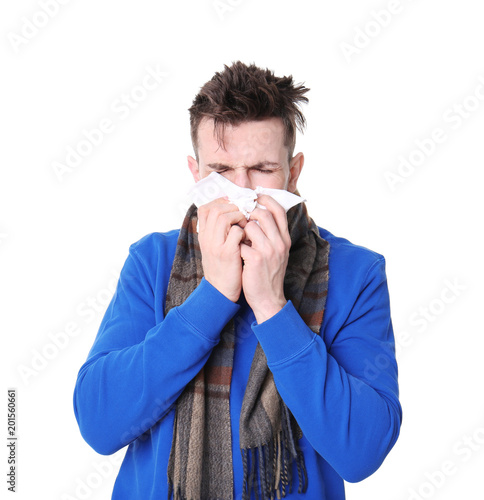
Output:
left=189, top=61, right=310, bottom=163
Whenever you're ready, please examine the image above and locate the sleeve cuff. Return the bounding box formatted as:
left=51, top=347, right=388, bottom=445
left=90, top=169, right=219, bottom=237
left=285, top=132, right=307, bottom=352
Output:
left=251, top=300, right=316, bottom=366
left=176, top=277, right=241, bottom=343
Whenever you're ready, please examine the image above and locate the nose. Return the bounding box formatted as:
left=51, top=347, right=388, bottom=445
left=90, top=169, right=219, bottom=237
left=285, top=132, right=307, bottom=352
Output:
left=233, top=168, right=252, bottom=189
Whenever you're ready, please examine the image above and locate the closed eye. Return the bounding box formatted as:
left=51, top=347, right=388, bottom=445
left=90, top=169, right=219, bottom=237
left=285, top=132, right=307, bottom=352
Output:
left=206, top=162, right=280, bottom=175
left=211, top=168, right=273, bottom=174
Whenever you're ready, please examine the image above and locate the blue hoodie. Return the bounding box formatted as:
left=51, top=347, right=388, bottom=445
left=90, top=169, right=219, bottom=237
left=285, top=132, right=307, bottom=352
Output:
left=73, top=227, right=402, bottom=499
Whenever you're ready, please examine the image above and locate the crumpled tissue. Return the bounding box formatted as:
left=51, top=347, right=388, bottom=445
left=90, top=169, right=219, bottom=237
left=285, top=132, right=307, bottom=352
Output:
left=187, top=171, right=305, bottom=230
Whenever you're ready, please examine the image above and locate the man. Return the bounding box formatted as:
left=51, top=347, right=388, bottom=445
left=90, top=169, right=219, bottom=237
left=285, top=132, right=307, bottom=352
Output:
left=73, top=61, right=402, bottom=500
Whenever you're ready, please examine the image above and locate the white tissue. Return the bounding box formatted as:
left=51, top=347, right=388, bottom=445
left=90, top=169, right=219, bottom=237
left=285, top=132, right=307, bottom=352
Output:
left=188, top=172, right=305, bottom=225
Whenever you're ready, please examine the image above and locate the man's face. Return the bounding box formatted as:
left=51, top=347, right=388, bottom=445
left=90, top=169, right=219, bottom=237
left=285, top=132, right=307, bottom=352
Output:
left=188, top=117, right=303, bottom=192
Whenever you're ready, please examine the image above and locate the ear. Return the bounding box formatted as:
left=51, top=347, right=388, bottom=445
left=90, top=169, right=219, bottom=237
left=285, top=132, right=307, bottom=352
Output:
left=287, top=152, right=304, bottom=193
left=187, top=155, right=200, bottom=182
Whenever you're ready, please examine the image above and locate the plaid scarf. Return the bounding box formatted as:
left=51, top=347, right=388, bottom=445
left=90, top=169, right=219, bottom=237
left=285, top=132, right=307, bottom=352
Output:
left=165, top=198, right=330, bottom=500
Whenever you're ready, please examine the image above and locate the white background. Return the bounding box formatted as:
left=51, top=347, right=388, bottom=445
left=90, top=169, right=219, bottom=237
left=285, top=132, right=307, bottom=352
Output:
left=2, top=1, right=484, bottom=499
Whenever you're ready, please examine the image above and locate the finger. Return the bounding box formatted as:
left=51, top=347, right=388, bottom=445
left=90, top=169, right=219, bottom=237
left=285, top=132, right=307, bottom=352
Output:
left=242, top=220, right=268, bottom=249
left=240, top=240, right=256, bottom=261
left=207, top=209, right=248, bottom=246
left=199, top=198, right=245, bottom=237
left=225, top=224, right=246, bottom=249
left=253, top=194, right=289, bottom=242
left=246, top=207, right=283, bottom=245
left=244, top=217, right=289, bottom=259
left=197, top=197, right=229, bottom=232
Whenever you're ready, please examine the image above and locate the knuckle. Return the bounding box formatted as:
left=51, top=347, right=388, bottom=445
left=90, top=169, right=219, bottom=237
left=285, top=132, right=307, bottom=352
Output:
left=229, top=225, right=241, bottom=236
left=253, top=253, right=263, bottom=264
left=275, top=242, right=286, bottom=255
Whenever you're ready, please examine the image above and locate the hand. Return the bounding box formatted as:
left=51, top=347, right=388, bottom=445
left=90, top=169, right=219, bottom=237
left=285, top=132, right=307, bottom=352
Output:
left=240, top=195, right=291, bottom=323
left=197, top=197, right=248, bottom=302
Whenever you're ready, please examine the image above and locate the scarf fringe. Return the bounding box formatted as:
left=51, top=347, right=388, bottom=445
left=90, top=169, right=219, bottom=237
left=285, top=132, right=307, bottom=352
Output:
left=241, top=406, right=308, bottom=500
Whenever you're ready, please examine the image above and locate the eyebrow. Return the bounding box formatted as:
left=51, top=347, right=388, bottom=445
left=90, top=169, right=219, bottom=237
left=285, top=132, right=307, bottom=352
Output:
left=206, top=161, right=281, bottom=170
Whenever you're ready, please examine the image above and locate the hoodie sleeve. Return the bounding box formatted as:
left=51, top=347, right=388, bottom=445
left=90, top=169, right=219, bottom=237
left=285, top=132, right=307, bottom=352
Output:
left=252, top=256, right=402, bottom=482
left=73, top=240, right=240, bottom=455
